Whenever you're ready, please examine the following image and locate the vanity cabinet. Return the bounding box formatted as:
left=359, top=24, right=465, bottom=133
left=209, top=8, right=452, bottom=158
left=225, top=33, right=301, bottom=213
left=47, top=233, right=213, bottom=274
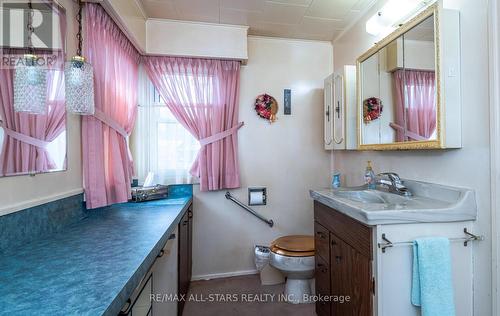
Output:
left=314, top=201, right=373, bottom=316
left=314, top=200, right=474, bottom=316
left=324, top=66, right=357, bottom=150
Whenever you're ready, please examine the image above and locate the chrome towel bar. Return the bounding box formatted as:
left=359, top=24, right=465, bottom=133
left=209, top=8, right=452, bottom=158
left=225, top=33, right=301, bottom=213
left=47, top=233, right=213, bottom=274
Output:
left=225, top=191, right=274, bottom=227
left=378, top=228, right=484, bottom=253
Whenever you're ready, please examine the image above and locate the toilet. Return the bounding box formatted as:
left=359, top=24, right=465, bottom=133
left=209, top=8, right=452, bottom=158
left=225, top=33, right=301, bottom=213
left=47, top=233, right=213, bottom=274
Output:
left=269, top=235, right=315, bottom=304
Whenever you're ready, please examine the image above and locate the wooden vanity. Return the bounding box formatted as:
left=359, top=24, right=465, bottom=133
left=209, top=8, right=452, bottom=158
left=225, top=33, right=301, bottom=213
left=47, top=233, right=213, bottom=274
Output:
left=314, top=200, right=373, bottom=316
left=313, top=198, right=476, bottom=316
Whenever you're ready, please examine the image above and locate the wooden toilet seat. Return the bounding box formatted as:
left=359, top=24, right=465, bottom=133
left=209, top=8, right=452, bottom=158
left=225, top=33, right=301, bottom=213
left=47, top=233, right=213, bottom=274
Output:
left=270, top=235, right=315, bottom=257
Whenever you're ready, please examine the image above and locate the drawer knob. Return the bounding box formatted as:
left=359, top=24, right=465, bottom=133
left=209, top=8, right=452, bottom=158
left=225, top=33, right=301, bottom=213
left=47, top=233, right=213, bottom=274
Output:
left=316, top=231, right=326, bottom=239
left=317, top=263, right=328, bottom=274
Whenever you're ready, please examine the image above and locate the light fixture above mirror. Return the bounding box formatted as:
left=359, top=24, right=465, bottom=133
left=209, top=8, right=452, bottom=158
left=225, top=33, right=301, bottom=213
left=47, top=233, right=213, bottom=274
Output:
left=366, top=0, right=432, bottom=37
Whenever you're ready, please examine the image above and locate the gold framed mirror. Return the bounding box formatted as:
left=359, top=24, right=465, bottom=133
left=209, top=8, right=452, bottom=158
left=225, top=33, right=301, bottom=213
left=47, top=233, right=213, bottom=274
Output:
left=357, top=4, right=441, bottom=150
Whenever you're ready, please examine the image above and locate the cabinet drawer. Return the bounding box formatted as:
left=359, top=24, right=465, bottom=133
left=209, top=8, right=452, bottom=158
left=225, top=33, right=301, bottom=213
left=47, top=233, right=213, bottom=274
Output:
left=315, top=221, right=330, bottom=261
left=314, top=201, right=372, bottom=259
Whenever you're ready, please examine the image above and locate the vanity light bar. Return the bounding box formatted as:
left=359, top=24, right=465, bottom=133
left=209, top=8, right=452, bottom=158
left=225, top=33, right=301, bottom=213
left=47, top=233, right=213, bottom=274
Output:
left=366, top=0, right=431, bottom=36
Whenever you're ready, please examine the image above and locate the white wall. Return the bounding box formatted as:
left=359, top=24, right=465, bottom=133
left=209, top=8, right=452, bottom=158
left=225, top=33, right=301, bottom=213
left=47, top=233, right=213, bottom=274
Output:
left=0, top=0, right=83, bottom=216
left=333, top=0, right=491, bottom=315
left=191, top=36, right=332, bottom=279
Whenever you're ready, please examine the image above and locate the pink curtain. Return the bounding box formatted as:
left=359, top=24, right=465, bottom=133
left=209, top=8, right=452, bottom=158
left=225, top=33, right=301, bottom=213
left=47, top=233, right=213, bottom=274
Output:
left=82, top=3, right=140, bottom=209
left=143, top=56, right=242, bottom=192
left=392, top=69, right=436, bottom=141
left=392, top=70, right=406, bottom=142
left=0, top=2, right=66, bottom=177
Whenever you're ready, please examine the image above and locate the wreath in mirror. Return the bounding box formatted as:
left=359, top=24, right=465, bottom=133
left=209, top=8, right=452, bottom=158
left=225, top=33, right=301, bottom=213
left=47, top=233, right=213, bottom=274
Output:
left=363, top=97, right=383, bottom=124
left=255, top=93, right=278, bottom=123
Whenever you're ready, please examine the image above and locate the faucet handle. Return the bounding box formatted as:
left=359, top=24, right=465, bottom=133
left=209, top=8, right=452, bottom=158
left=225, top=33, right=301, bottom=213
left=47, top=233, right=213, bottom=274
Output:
left=377, top=172, right=401, bottom=183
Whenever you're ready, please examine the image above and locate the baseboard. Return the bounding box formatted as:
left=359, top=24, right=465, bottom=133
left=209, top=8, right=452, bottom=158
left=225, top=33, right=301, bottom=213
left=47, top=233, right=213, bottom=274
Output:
left=191, top=269, right=259, bottom=281
left=0, top=188, right=84, bottom=217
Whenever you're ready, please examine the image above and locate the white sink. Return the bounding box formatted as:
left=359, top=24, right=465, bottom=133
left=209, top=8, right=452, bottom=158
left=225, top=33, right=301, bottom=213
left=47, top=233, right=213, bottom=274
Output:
left=310, top=180, right=477, bottom=225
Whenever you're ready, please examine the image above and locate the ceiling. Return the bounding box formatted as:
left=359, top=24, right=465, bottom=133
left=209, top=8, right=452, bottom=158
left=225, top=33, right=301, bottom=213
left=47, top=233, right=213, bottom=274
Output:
left=138, top=0, right=377, bottom=41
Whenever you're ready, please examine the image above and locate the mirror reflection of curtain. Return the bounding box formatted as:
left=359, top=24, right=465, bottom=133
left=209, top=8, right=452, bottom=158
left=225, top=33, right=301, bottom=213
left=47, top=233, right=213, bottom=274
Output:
left=0, top=2, right=67, bottom=176
left=392, top=69, right=436, bottom=141
left=0, top=50, right=66, bottom=176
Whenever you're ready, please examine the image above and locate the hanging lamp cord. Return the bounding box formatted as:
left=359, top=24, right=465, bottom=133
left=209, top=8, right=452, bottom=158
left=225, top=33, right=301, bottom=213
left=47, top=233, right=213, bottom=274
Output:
left=76, top=0, right=83, bottom=56
left=26, top=0, right=34, bottom=55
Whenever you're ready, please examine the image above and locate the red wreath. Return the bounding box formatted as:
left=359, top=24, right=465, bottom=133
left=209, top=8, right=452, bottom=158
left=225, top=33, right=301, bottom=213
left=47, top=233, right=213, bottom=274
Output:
left=363, top=97, right=383, bottom=123
left=255, top=94, right=278, bottom=123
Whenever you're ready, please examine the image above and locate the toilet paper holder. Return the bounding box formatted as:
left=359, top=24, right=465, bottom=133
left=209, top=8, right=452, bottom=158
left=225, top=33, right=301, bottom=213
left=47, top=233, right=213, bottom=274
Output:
left=248, top=187, right=267, bottom=206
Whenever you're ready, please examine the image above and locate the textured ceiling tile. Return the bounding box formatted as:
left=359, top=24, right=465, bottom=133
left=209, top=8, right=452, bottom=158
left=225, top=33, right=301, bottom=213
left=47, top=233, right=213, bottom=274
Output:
left=173, top=0, right=220, bottom=22
left=140, top=0, right=180, bottom=19
left=306, top=0, right=357, bottom=20
left=291, top=31, right=334, bottom=41
left=268, top=0, right=314, bottom=6
left=260, top=1, right=308, bottom=24
left=249, top=21, right=296, bottom=37
left=301, top=16, right=344, bottom=33
left=139, top=0, right=376, bottom=41
left=220, top=0, right=266, bottom=12
left=220, top=8, right=261, bottom=25
left=352, top=0, right=376, bottom=11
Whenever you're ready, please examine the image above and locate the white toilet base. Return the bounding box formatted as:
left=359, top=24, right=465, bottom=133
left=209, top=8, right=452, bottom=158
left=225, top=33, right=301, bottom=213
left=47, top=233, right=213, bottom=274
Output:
left=284, top=278, right=313, bottom=304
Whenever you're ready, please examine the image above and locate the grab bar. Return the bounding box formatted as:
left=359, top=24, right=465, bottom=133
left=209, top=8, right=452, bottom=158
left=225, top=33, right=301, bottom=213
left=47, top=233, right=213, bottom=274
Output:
left=225, top=191, right=274, bottom=227
left=378, top=228, right=484, bottom=253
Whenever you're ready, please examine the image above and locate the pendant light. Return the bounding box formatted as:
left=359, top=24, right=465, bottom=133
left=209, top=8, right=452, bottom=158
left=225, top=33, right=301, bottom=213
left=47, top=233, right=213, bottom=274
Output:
left=64, top=0, right=95, bottom=115
left=13, top=0, right=48, bottom=114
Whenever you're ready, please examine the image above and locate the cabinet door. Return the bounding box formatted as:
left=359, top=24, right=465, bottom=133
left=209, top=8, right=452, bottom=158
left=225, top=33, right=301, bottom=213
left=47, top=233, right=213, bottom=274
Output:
left=332, top=73, right=345, bottom=150
left=187, top=206, right=193, bottom=285
left=152, top=229, right=178, bottom=316
left=315, top=255, right=331, bottom=316
left=324, top=76, right=334, bottom=150
left=178, top=210, right=190, bottom=316
left=331, top=233, right=372, bottom=316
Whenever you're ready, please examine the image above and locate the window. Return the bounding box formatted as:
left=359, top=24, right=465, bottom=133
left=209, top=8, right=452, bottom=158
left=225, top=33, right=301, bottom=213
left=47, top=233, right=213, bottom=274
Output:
left=132, top=79, right=199, bottom=185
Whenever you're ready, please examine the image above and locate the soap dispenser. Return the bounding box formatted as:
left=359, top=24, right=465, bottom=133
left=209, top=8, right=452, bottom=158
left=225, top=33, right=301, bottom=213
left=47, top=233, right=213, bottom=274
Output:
left=364, top=161, right=376, bottom=189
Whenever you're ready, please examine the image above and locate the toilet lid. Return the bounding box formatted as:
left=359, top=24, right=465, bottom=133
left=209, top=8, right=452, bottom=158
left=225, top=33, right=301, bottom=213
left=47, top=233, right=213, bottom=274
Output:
left=270, top=235, right=315, bottom=257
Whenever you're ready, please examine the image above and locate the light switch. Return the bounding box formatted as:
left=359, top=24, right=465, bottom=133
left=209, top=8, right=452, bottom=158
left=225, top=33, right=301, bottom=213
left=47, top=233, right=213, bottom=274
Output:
left=284, top=89, right=291, bottom=115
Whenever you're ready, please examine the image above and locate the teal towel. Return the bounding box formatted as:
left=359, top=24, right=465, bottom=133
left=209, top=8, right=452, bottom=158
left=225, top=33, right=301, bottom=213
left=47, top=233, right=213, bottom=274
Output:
left=411, top=237, right=455, bottom=316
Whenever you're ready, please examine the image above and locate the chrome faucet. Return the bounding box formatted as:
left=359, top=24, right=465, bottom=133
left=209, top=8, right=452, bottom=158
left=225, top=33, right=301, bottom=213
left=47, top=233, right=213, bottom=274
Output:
left=376, top=172, right=412, bottom=196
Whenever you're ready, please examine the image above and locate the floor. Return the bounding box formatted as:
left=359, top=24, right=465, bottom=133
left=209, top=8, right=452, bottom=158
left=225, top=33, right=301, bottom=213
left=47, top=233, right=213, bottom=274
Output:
left=182, top=274, right=316, bottom=316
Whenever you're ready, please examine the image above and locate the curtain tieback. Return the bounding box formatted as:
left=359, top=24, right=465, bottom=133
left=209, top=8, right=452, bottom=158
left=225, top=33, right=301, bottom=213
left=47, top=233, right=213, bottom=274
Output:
left=199, top=122, right=244, bottom=146
left=0, top=122, right=50, bottom=148
left=93, top=109, right=129, bottom=138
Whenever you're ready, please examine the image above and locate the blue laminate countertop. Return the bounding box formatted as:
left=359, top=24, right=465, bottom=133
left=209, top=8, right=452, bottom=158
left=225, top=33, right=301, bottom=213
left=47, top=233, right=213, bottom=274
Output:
left=0, top=197, right=192, bottom=316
